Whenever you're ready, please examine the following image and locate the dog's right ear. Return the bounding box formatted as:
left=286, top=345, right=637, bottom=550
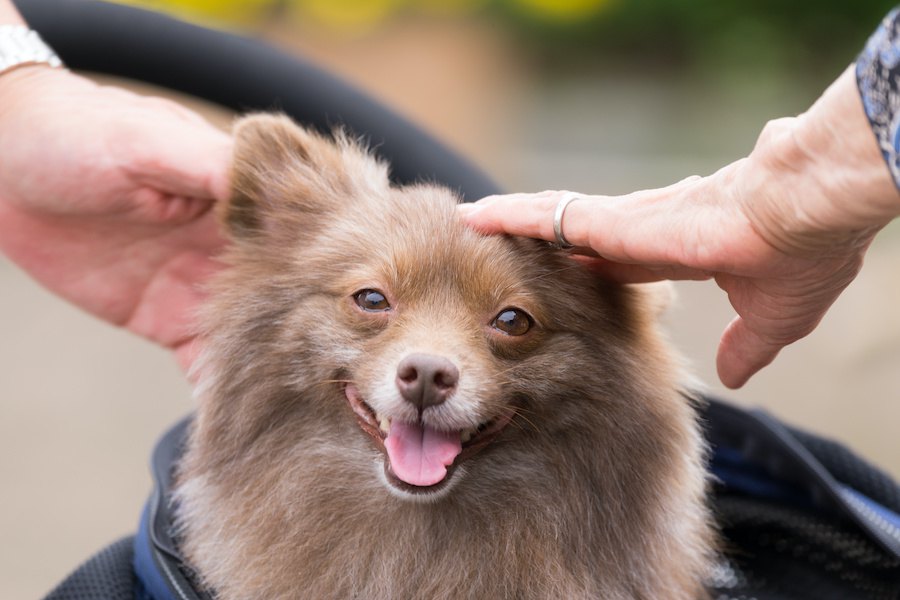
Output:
left=223, top=113, right=390, bottom=241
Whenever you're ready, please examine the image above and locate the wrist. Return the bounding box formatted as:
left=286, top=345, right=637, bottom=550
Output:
left=0, top=23, right=63, bottom=90
left=0, top=63, right=54, bottom=125
left=738, top=67, right=900, bottom=258
left=0, top=59, right=61, bottom=88
left=0, top=63, right=83, bottom=123
left=793, top=66, right=900, bottom=228
left=0, top=2, right=26, bottom=26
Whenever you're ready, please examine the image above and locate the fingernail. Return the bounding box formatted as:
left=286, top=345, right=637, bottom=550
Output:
left=456, top=203, right=481, bottom=217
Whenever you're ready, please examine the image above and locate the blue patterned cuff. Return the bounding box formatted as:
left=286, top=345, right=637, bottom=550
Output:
left=857, top=8, right=900, bottom=190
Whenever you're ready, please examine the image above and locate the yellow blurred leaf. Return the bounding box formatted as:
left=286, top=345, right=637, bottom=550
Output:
left=511, top=0, right=611, bottom=22
left=414, top=0, right=488, bottom=17
left=294, top=0, right=404, bottom=32
left=114, top=0, right=276, bottom=24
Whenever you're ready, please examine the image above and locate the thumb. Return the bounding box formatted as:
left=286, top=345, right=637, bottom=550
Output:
left=716, top=316, right=782, bottom=388
left=128, top=117, right=234, bottom=203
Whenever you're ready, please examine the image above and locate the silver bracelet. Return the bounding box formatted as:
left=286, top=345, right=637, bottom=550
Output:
left=0, top=25, right=63, bottom=76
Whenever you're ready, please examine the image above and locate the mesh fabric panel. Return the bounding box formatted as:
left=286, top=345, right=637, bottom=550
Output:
left=44, top=536, right=136, bottom=600
left=709, top=494, right=900, bottom=599
left=788, top=425, right=900, bottom=514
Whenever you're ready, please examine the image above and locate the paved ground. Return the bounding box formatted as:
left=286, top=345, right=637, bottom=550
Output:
left=2, top=18, right=898, bottom=599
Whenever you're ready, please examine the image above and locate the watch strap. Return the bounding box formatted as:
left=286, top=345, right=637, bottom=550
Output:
left=0, top=24, right=62, bottom=76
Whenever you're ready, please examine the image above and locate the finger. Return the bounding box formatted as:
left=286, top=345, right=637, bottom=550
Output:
left=458, top=190, right=563, bottom=238
left=459, top=189, right=615, bottom=244
left=716, top=316, right=782, bottom=389
left=175, top=337, right=204, bottom=379
left=127, top=119, right=234, bottom=203
left=128, top=189, right=216, bottom=226
left=459, top=181, right=711, bottom=268
left=124, top=245, right=221, bottom=346
left=465, top=191, right=555, bottom=207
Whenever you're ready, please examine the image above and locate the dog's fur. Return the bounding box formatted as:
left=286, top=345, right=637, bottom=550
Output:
left=174, top=115, right=714, bottom=599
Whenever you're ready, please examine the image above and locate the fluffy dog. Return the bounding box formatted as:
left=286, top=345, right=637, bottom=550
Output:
left=174, top=114, right=714, bottom=599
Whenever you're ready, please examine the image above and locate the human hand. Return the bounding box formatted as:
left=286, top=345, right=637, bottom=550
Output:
left=0, top=66, right=233, bottom=370
left=459, top=67, right=900, bottom=388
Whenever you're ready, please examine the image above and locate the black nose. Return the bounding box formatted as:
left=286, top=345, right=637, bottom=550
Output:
left=396, top=353, right=459, bottom=410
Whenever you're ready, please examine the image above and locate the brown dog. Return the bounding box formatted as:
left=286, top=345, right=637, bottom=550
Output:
left=174, top=114, right=714, bottom=599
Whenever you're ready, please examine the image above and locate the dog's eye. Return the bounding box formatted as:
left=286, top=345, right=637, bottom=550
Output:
left=354, top=289, right=391, bottom=312
left=491, top=308, right=532, bottom=336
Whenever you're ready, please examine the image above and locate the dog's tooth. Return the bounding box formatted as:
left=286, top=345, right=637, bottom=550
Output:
left=461, top=429, right=473, bottom=443
left=379, top=417, right=391, bottom=433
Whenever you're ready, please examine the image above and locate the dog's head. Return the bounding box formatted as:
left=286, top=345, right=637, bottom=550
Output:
left=177, top=114, right=711, bottom=599
left=189, top=115, right=691, bottom=505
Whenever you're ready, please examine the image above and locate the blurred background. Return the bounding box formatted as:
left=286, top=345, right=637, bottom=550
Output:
left=2, top=0, right=899, bottom=597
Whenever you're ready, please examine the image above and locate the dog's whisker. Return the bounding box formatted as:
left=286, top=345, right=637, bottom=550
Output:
left=314, top=379, right=354, bottom=386
left=508, top=404, right=538, bottom=417
left=492, top=263, right=584, bottom=298
left=515, top=263, right=587, bottom=286
left=510, top=408, right=542, bottom=434
left=489, top=365, right=531, bottom=383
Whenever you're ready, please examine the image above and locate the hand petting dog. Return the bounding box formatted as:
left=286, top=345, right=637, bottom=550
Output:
left=461, top=66, right=900, bottom=389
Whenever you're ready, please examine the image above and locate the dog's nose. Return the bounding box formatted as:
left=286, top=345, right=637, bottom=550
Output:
left=396, top=353, right=459, bottom=410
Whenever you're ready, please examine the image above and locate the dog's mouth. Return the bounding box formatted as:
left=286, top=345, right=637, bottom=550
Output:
left=344, top=384, right=513, bottom=494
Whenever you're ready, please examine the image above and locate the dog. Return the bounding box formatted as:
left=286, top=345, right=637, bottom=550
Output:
left=173, top=114, right=714, bottom=599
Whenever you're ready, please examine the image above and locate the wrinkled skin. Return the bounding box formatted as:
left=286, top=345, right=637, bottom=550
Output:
left=0, top=66, right=232, bottom=368
left=461, top=66, right=900, bottom=389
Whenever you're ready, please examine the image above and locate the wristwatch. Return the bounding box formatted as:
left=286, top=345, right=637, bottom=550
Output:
left=0, top=25, right=62, bottom=76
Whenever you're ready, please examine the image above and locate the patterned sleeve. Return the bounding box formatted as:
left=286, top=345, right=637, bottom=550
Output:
left=857, top=8, right=900, bottom=190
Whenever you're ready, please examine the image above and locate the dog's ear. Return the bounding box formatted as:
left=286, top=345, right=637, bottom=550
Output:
left=223, top=113, right=390, bottom=240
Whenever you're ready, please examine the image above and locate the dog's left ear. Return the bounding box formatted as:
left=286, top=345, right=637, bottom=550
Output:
left=223, top=113, right=390, bottom=240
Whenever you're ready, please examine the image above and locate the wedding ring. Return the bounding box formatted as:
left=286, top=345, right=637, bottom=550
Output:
left=552, top=192, right=580, bottom=249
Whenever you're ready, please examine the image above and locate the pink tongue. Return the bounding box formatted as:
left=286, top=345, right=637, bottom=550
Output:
left=384, top=421, right=462, bottom=487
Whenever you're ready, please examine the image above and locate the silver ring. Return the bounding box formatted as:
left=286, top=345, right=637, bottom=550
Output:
left=552, top=192, right=580, bottom=249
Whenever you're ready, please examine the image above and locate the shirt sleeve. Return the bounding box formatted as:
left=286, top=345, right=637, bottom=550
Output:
left=857, top=7, right=900, bottom=190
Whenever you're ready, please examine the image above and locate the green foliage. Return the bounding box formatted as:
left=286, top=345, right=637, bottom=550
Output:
left=492, top=0, right=898, bottom=74
left=117, top=0, right=899, bottom=73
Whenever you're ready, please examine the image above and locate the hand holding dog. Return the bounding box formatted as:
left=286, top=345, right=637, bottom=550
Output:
left=0, top=66, right=232, bottom=369
left=460, top=66, right=900, bottom=389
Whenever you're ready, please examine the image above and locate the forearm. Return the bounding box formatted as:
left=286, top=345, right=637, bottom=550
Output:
left=794, top=66, right=900, bottom=230
left=0, top=0, right=26, bottom=25
left=0, top=0, right=30, bottom=241
left=0, top=0, right=61, bottom=95
left=0, top=0, right=64, bottom=213
left=731, top=65, right=900, bottom=258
